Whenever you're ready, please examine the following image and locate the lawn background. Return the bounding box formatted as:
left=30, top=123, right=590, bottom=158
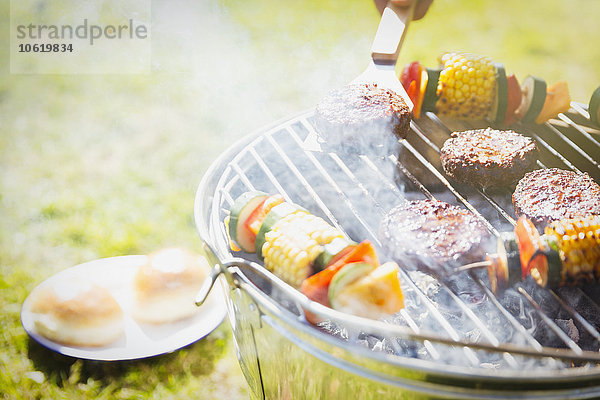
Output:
left=1, top=0, right=599, bottom=398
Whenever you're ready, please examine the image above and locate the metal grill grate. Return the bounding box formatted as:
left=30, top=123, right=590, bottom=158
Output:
left=205, top=104, right=600, bottom=372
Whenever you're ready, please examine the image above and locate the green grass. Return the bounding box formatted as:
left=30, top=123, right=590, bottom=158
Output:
left=1, top=0, right=599, bottom=398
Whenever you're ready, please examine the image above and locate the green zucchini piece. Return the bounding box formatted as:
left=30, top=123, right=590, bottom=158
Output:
left=492, top=64, right=508, bottom=124
left=229, top=191, right=267, bottom=252
left=589, top=86, right=600, bottom=126
left=313, top=237, right=355, bottom=273
left=537, top=235, right=562, bottom=288
left=421, top=68, right=440, bottom=113
left=254, top=202, right=306, bottom=259
left=488, top=232, right=521, bottom=293
left=503, top=232, right=523, bottom=286
left=518, top=76, right=547, bottom=123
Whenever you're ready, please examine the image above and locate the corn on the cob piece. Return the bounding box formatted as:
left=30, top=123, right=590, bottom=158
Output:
left=544, top=215, right=600, bottom=286
left=436, top=52, right=496, bottom=119
left=262, top=213, right=345, bottom=288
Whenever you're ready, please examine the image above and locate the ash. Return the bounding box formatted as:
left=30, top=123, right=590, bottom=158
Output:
left=316, top=269, right=600, bottom=372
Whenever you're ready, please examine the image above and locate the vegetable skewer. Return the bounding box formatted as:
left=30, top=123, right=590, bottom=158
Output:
left=461, top=215, right=600, bottom=293
left=400, top=52, right=571, bottom=124
left=226, top=192, right=405, bottom=321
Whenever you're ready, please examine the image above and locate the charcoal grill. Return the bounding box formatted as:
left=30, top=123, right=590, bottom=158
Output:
left=194, top=104, right=600, bottom=399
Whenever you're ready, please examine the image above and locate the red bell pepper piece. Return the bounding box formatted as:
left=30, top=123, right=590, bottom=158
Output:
left=514, top=216, right=547, bottom=279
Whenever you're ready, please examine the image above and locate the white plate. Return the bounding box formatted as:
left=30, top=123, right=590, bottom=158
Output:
left=21, top=255, right=226, bottom=361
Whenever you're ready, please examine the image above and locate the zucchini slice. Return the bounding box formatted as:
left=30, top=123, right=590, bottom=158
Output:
left=421, top=68, right=440, bottom=113
left=254, top=202, right=306, bottom=259
left=530, top=236, right=562, bottom=288
left=505, top=234, right=523, bottom=288
left=245, top=195, right=284, bottom=236
left=516, top=76, right=547, bottom=123
left=491, top=63, right=508, bottom=124
left=229, top=191, right=268, bottom=252
left=313, top=237, right=355, bottom=273
left=589, top=86, right=600, bottom=126
left=487, top=232, right=521, bottom=294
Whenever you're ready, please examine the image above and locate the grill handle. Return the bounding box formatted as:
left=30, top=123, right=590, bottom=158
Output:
left=194, top=239, right=236, bottom=306
left=371, top=1, right=415, bottom=63
left=195, top=263, right=222, bottom=307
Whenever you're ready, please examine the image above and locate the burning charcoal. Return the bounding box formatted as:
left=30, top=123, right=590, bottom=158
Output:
left=408, top=271, right=441, bottom=297
left=531, top=323, right=564, bottom=348
left=559, top=287, right=600, bottom=330
left=376, top=338, right=395, bottom=354
left=317, top=320, right=349, bottom=341
left=530, top=316, right=583, bottom=349
left=390, top=338, right=420, bottom=358
left=582, top=285, right=600, bottom=299
left=357, top=332, right=385, bottom=349
left=555, top=319, right=580, bottom=343
left=436, top=307, right=466, bottom=327
left=465, top=328, right=482, bottom=343
left=355, top=338, right=370, bottom=349
left=498, top=289, right=537, bottom=330
left=480, top=362, right=501, bottom=370
left=526, top=281, right=562, bottom=317
left=444, top=274, right=487, bottom=306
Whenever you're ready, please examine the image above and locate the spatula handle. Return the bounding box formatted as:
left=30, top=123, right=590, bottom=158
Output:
left=371, top=1, right=415, bottom=64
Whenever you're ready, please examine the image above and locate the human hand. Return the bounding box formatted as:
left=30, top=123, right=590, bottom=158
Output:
left=374, top=0, right=434, bottom=20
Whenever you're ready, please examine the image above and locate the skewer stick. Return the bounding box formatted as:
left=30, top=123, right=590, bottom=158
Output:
left=454, top=259, right=492, bottom=273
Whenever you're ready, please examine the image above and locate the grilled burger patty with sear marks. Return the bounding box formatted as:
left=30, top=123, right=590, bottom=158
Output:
left=513, top=168, right=600, bottom=228
left=440, top=128, right=538, bottom=188
left=314, top=83, right=411, bottom=152
left=379, top=199, right=493, bottom=275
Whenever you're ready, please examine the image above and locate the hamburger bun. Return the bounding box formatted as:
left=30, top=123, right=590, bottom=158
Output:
left=28, top=281, right=124, bottom=347
left=132, top=248, right=209, bottom=324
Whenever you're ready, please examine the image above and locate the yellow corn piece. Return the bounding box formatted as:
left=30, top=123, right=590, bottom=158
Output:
left=262, top=212, right=344, bottom=288
left=436, top=52, right=496, bottom=119
left=544, top=215, right=600, bottom=285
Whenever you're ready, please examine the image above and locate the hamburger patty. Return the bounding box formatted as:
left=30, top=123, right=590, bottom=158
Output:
left=440, top=128, right=538, bottom=188
left=379, top=199, right=492, bottom=275
left=512, top=168, right=600, bottom=227
left=314, top=83, right=411, bottom=153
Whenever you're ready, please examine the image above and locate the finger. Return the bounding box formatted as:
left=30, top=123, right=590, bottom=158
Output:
left=390, top=0, right=433, bottom=20
left=390, top=0, right=414, bottom=6
left=413, top=0, right=433, bottom=20
left=374, top=0, right=388, bottom=14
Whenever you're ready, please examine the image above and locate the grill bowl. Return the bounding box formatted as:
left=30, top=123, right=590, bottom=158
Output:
left=194, top=108, right=600, bottom=399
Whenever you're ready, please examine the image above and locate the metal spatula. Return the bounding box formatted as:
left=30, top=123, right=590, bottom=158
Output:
left=352, top=2, right=416, bottom=110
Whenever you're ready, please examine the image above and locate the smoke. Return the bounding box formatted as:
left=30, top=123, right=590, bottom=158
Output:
left=150, top=0, right=374, bottom=145
left=143, top=0, right=598, bottom=373
left=230, top=113, right=597, bottom=371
